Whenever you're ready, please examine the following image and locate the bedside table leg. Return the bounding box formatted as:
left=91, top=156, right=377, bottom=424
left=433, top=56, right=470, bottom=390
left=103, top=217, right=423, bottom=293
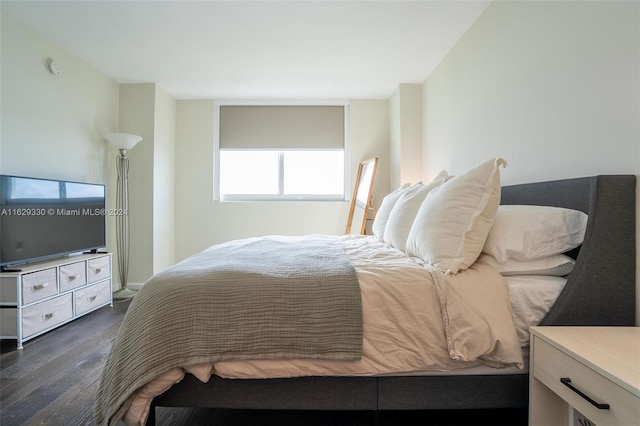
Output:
left=530, top=376, right=569, bottom=426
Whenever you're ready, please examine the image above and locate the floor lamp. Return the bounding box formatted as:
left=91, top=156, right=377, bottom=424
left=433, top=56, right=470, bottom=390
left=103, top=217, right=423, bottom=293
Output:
left=104, top=133, right=143, bottom=300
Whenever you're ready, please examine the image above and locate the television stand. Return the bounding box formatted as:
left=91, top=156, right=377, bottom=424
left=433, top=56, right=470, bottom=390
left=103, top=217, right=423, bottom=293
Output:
left=0, top=252, right=112, bottom=349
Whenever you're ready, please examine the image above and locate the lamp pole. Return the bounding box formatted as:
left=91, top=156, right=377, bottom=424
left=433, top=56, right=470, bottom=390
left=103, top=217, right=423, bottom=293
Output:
left=113, top=148, right=135, bottom=299
left=103, top=133, right=142, bottom=300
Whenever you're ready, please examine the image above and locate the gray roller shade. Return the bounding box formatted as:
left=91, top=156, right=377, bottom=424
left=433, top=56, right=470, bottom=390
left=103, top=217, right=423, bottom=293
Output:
left=220, top=105, right=345, bottom=149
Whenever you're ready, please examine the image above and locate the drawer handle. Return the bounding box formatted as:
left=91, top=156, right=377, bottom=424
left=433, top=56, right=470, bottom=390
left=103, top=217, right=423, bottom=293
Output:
left=42, top=312, right=55, bottom=320
left=94, top=268, right=102, bottom=274
left=560, top=378, right=610, bottom=410
left=66, top=274, right=78, bottom=282
left=32, top=282, right=49, bottom=291
left=88, top=295, right=97, bottom=302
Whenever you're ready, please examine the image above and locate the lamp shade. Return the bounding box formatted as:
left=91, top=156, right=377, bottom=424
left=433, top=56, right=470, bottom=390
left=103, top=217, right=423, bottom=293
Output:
left=103, top=133, right=143, bottom=150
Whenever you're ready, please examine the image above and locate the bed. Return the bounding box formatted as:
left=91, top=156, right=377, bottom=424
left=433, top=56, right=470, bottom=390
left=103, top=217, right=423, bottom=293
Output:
left=94, top=167, right=636, bottom=426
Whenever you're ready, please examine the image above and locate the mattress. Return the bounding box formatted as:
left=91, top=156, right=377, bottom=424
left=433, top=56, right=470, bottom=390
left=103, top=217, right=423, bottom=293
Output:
left=378, top=348, right=530, bottom=376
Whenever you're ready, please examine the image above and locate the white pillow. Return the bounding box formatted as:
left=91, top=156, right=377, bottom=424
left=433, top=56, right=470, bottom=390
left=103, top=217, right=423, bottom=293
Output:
left=483, top=205, right=588, bottom=262
left=477, top=253, right=575, bottom=276
left=406, top=157, right=506, bottom=274
left=372, top=183, right=412, bottom=240
left=384, top=171, right=450, bottom=250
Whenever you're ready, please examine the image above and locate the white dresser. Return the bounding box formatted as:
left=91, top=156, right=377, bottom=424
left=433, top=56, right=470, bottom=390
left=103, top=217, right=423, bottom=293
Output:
left=0, top=253, right=112, bottom=349
left=529, top=326, right=640, bottom=426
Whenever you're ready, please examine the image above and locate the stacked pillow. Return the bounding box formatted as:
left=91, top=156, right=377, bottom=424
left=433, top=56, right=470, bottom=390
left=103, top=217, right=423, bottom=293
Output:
left=479, top=204, right=588, bottom=276
left=405, top=157, right=506, bottom=274
left=372, top=157, right=589, bottom=278
left=483, top=205, right=588, bottom=262
left=477, top=253, right=575, bottom=276
left=371, top=183, right=412, bottom=240
left=383, top=171, right=451, bottom=251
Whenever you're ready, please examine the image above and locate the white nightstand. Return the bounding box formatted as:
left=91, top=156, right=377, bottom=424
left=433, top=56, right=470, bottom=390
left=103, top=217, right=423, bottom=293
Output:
left=529, top=326, right=640, bottom=426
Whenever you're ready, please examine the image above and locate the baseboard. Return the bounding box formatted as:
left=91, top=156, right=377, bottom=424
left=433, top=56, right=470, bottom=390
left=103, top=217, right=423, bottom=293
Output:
left=112, top=282, right=144, bottom=291
left=126, top=283, right=144, bottom=290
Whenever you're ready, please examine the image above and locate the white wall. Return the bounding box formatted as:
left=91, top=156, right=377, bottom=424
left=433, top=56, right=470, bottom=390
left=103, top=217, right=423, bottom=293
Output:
left=152, top=87, right=176, bottom=275
left=0, top=10, right=120, bottom=280
left=174, top=99, right=389, bottom=261
left=117, top=83, right=177, bottom=286
left=118, top=84, right=155, bottom=286
left=422, top=0, right=639, bottom=322
left=0, top=11, right=118, bottom=184
left=389, top=84, right=423, bottom=189
left=349, top=100, right=391, bottom=213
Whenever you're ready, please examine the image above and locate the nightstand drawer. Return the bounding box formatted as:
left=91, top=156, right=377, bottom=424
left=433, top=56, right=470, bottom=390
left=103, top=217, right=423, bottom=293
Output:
left=533, top=336, right=639, bottom=426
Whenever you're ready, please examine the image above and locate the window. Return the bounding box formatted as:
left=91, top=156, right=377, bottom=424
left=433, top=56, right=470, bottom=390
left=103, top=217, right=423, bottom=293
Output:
left=219, top=151, right=279, bottom=196
left=215, top=103, right=348, bottom=201
left=219, top=150, right=344, bottom=200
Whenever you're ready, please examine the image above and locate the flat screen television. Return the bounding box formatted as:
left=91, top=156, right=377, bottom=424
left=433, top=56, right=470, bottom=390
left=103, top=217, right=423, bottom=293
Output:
left=0, top=174, right=106, bottom=270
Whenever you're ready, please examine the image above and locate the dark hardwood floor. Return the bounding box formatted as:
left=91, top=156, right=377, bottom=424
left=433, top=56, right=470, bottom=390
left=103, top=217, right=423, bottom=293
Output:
left=0, top=299, right=527, bottom=426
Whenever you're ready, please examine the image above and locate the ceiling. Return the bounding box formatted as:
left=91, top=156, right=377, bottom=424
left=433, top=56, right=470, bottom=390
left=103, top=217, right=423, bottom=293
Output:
left=1, top=0, right=491, bottom=100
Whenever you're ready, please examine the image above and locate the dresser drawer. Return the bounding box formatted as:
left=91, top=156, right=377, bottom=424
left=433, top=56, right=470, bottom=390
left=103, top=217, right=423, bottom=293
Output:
left=22, top=293, right=73, bottom=338
left=87, top=256, right=110, bottom=283
left=21, top=268, right=57, bottom=305
left=75, top=280, right=111, bottom=316
left=533, top=336, right=639, bottom=426
left=0, top=276, right=18, bottom=303
left=59, top=261, right=87, bottom=292
left=0, top=308, right=18, bottom=336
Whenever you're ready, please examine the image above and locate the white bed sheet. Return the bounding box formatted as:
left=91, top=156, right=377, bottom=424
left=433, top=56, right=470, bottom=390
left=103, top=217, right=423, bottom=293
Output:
left=505, top=275, right=567, bottom=347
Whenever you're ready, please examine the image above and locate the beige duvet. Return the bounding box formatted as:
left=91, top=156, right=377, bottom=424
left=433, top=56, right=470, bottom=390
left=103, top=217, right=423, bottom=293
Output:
left=121, top=235, right=523, bottom=425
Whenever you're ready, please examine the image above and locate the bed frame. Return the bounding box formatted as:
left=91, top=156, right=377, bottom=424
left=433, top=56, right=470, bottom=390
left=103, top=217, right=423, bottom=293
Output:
left=146, top=175, right=636, bottom=424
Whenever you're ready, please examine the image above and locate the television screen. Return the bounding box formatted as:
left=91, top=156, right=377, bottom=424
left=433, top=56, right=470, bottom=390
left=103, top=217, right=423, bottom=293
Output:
left=0, top=175, right=106, bottom=268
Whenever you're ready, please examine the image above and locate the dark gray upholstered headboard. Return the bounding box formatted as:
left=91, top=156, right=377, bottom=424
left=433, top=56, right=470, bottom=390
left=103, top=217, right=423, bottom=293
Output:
left=501, top=175, right=636, bottom=326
